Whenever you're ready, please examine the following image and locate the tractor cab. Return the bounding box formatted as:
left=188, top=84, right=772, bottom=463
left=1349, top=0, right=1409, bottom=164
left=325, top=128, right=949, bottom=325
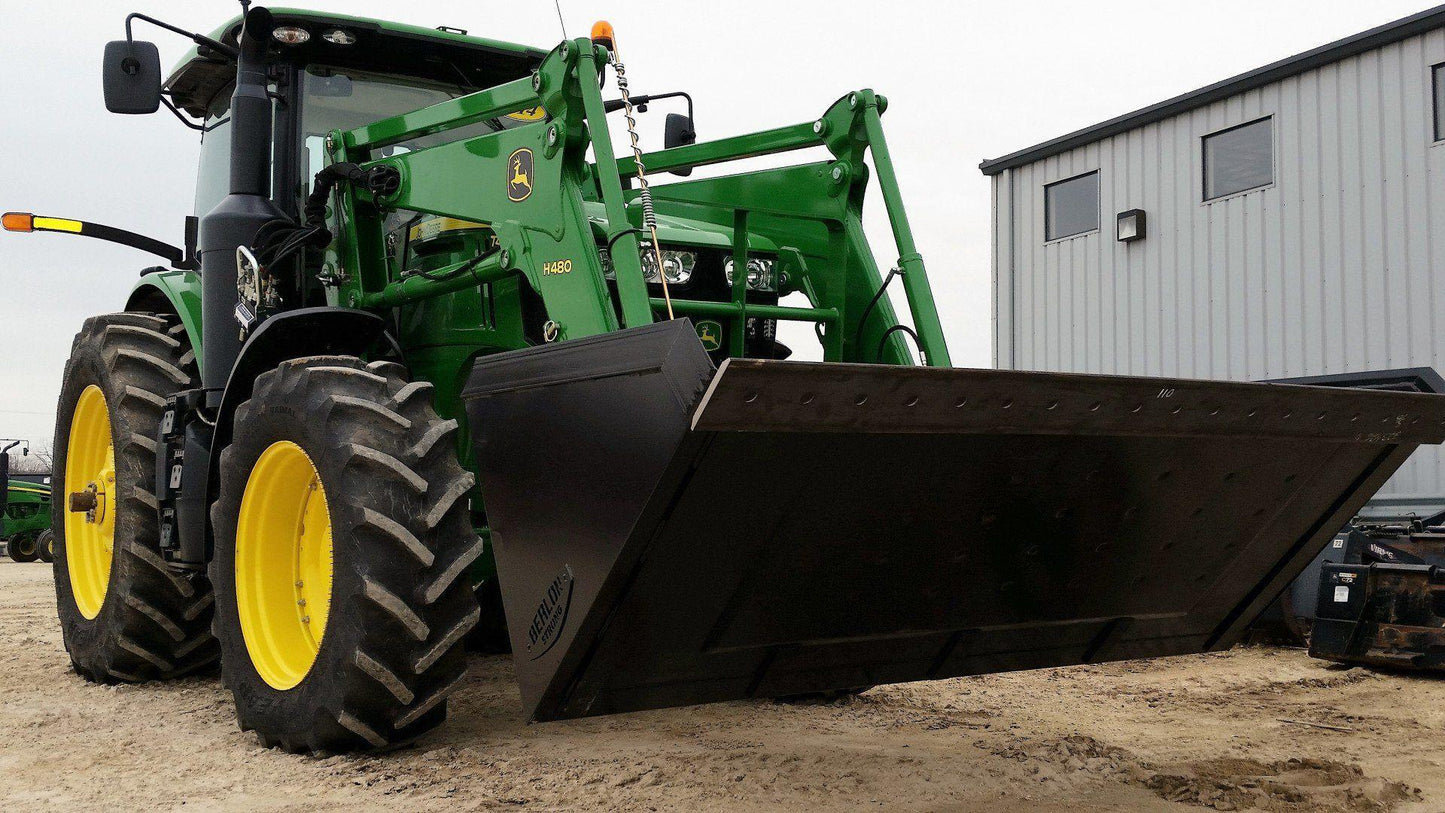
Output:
left=167, top=12, right=545, bottom=316
left=162, top=11, right=750, bottom=359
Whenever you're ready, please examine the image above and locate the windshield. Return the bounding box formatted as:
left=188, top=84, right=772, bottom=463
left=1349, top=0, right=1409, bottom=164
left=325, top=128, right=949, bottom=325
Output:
left=300, top=65, right=539, bottom=187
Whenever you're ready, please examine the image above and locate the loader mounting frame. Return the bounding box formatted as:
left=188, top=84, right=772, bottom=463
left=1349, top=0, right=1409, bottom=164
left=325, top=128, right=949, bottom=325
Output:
left=321, top=40, right=950, bottom=369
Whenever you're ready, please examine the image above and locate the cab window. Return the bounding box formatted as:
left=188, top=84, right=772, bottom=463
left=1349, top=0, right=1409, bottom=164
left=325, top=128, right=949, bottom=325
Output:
left=299, top=65, right=538, bottom=191
left=193, top=85, right=278, bottom=219
left=193, top=93, right=233, bottom=219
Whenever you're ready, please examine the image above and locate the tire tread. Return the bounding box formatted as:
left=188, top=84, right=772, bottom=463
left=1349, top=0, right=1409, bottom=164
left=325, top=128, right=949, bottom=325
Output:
left=212, top=355, right=479, bottom=752
left=53, top=313, right=217, bottom=684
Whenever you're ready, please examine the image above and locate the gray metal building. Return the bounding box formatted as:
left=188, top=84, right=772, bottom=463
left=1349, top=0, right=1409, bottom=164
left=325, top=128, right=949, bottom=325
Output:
left=981, top=5, right=1445, bottom=517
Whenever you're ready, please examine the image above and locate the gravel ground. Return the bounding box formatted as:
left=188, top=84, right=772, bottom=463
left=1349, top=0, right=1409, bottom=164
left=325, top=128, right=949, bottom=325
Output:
left=2, top=560, right=1442, bottom=811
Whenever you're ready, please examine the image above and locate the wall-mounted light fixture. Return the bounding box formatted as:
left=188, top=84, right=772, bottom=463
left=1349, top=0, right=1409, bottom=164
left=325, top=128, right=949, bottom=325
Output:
left=1116, top=209, right=1146, bottom=243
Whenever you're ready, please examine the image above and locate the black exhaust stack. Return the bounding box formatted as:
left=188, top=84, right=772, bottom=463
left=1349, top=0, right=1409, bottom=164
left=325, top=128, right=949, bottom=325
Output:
left=198, top=5, right=280, bottom=395
left=172, top=7, right=280, bottom=567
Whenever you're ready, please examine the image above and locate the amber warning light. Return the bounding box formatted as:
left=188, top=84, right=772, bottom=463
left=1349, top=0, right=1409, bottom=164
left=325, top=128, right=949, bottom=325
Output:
left=590, top=20, right=615, bottom=50
left=2, top=212, right=34, bottom=232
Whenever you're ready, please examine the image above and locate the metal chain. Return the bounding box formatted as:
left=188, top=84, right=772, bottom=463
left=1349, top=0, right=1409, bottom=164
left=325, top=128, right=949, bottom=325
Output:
left=610, top=51, right=674, bottom=319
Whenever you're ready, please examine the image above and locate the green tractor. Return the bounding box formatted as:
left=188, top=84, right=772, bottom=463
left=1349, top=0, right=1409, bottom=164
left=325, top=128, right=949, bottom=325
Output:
left=8, top=6, right=1445, bottom=752
left=1, top=441, right=53, bottom=564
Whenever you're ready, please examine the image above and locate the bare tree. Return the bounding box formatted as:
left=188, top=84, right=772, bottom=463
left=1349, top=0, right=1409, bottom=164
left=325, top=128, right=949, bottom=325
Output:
left=8, top=441, right=52, bottom=475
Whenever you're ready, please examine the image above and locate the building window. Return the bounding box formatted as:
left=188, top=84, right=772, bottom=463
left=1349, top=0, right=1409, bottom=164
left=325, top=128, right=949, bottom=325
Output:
left=1044, top=171, right=1099, bottom=241
left=1434, top=63, right=1445, bottom=142
left=1203, top=117, right=1273, bottom=200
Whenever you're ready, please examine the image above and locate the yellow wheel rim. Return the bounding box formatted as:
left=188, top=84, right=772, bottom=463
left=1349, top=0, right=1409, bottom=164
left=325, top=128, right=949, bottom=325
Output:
left=65, top=385, right=115, bottom=619
left=236, top=441, right=334, bottom=691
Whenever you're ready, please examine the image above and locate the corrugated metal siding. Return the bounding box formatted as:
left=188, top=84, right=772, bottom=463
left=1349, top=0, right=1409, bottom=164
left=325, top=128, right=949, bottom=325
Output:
left=993, top=29, right=1445, bottom=515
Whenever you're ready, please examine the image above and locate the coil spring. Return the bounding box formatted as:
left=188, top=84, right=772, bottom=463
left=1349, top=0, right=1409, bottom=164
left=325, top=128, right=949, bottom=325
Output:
left=612, top=57, right=657, bottom=231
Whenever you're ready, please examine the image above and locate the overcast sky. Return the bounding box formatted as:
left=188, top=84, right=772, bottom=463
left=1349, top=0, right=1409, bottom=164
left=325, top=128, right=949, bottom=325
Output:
left=0, top=0, right=1435, bottom=450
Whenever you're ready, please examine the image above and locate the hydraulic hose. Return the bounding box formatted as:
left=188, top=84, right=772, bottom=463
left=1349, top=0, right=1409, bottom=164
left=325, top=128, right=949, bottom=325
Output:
left=854, top=267, right=899, bottom=356
left=856, top=267, right=926, bottom=364
left=255, top=163, right=402, bottom=271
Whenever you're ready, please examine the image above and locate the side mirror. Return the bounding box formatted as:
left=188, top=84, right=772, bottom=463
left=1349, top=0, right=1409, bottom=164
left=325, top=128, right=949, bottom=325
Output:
left=664, top=113, right=696, bottom=176
left=103, top=40, right=162, bottom=114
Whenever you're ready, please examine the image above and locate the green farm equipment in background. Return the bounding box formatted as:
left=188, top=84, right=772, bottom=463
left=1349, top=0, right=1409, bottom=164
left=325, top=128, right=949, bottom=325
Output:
left=1, top=441, right=53, bottom=563
left=7, top=6, right=1445, bottom=753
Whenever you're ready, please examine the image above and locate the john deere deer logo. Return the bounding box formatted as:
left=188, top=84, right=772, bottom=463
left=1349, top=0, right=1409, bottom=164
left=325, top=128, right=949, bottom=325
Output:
left=507, top=147, right=534, bottom=202
left=696, top=320, right=722, bottom=351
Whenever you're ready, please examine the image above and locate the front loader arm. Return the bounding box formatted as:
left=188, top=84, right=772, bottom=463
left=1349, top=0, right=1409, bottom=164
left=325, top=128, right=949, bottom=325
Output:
left=324, top=40, right=624, bottom=344
left=322, top=38, right=950, bottom=366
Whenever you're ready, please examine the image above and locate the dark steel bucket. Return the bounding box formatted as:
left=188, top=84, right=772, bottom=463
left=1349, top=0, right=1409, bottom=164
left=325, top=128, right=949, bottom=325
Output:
left=464, top=320, right=1445, bottom=722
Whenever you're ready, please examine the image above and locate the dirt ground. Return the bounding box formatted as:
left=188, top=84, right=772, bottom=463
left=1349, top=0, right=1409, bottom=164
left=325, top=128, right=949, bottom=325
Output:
left=3, top=562, right=1444, bottom=811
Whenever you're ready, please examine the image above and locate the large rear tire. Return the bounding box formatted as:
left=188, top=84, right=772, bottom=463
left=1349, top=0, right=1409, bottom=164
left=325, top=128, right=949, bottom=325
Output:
left=211, top=356, right=482, bottom=752
left=52, top=313, right=217, bottom=683
left=8, top=534, right=40, bottom=563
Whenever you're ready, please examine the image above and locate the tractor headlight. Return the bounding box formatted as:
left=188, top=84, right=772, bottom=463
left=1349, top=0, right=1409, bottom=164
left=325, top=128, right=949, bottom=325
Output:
left=638, top=248, right=660, bottom=283
left=272, top=26, right=311, bottom=45
left=638, top=245, right=696, bottom=285
left=599, top=245, right=696, bottom=285
left=660, top=250, right=696, bottom=284
left=724, top=256, right=776, bottom=291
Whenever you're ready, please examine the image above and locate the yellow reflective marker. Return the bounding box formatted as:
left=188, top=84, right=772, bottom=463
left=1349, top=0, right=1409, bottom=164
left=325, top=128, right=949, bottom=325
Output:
left=33, top=216, right=83, bottom=233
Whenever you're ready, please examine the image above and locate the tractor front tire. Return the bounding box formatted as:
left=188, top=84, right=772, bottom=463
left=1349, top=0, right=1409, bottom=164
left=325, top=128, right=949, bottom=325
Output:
left=211, top=356, right=482, bottom=752
left=37, top=529, right=55, bottom=563
left=52, top=313, right=217, bottom=683
left=9, top=534, right=40, bottom=563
